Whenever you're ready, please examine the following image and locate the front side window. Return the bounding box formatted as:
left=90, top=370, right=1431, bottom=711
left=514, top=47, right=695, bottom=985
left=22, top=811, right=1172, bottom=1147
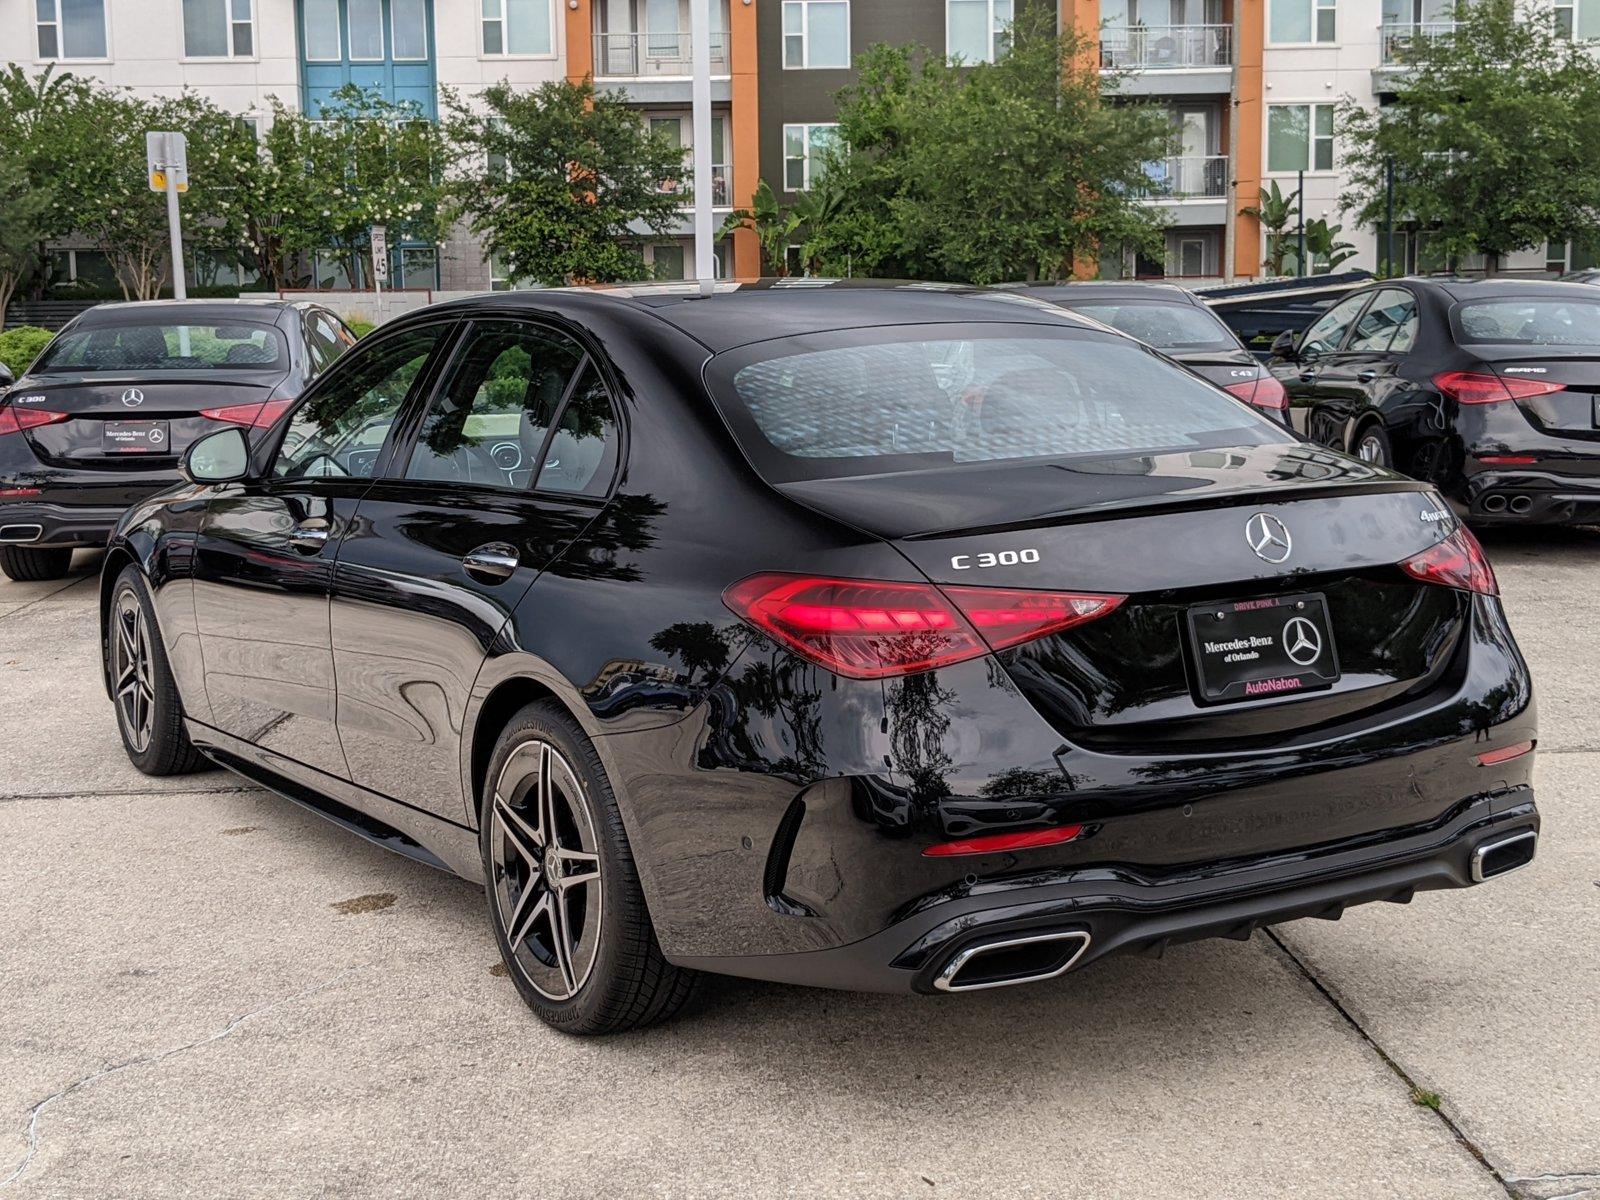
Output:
left=34, top=321, right=288, bottom=373
left=183, top=0, right=254, bottom=56
left=782, top=0, right=850, bottom=67
left=1267, top=103, right=1334, bottom=172
left=1346, top=288, right=1418, bottom=353
left=710, top=326, right=1281, bottom=484
left=36, top=0, right=107, bottom=59
left=482, top=0, right=552, bottom=55
left=1298, top=292, right=1370, bottom=358
left=1269, top=0, right=1336, bottom=42
left=274, top=324, right=447, bottom=479
left=783, top=123, right=838, bottom=191
left=405, top=321, right=582, bottom=488
left=947, top=0, right=1012, bottom=63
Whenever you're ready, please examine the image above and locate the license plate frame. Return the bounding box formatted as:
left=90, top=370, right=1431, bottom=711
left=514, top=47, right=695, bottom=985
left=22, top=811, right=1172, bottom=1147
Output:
left=1185, top=592, right=1341, bottom=705
left=102, top=420, right=171, bottom=455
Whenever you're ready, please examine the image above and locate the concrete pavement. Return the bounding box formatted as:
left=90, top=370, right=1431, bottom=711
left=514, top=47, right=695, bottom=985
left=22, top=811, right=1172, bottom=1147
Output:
left=1, top=538, right=1595, bottom=1199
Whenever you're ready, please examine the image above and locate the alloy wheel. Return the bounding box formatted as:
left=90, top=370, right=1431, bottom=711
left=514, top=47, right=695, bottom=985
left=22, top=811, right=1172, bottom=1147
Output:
left=112, top=591, right=155, bottom=753
left=1357, top=434, right=1386, bottom=465
left=489, top=739, right=604, bottom=1001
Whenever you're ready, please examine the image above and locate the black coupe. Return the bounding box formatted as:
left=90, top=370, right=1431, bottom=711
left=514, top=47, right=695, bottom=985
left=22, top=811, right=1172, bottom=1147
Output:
left=1268, top=277, right=1600, bottom=524
left=100, top=280, right=1538, bottom=1034
left=0, top=298, right=355, bottom=580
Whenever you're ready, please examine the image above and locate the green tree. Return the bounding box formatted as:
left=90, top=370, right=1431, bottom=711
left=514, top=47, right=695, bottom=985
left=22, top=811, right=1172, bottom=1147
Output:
left=0, top=158, right=51, bottom=331
left=1338, top=1, right=1600, bottom=268
left=444, top=79, right=686, bottom=285
left=804, top=8, right=1170, bottom=284
left=1241, top=181, right=1298, bottom=277
left=719, top=179, right=800, bottom=275
left=1304, top=218, right=1357, bottom=274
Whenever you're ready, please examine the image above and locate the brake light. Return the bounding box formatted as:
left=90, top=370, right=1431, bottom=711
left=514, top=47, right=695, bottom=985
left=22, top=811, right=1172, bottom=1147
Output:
left=1476, top=740, right=1534, bottom=767
left=923, top=824, right=1085, bottom=857
left=200, top=398, right=296, bottom=428
left=1399, top=528, right=1498, bottom=596
left=1434, top=371, right=1564, bottom=405
left=0, top=406, right=69, bottom=438
left=1224, top=374, right=1289, bottom=411
left=722, top=574, right=1125, bottom=680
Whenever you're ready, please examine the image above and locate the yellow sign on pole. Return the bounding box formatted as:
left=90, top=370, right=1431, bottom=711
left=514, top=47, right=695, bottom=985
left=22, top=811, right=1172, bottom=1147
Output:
left=149, top=169, right=189, bottom=194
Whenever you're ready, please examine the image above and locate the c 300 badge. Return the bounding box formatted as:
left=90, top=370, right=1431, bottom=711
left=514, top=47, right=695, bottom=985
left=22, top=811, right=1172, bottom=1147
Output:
left=951, top=548, right=1041, bottom=570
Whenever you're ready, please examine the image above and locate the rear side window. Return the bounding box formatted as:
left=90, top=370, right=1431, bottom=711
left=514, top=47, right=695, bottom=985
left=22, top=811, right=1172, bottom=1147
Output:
left=535, top=365, right=620, bottom=497
left=36, top=321, right=288, bottom=373
left=1454, top=298, right=1600, bottom=346
left=709, top=325, right=1282, bottom=484
left=1063, top=301, right=1239, bottom=351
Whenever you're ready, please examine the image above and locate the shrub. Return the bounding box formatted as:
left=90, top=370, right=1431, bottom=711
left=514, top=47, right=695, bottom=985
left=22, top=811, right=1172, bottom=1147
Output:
left=344, top=318, right=375, bottom=339
left=0, top=326, right=55, bottom=377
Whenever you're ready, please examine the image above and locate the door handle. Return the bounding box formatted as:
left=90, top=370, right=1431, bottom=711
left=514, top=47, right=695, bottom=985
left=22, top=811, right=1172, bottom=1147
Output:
left=463, top=542, right=520, bottom=583
left=1298, top=370, right=1319, bottom=383
left=1356, top=369, right=1379, bottom=383
left=288, top=518, right=330, bottom=554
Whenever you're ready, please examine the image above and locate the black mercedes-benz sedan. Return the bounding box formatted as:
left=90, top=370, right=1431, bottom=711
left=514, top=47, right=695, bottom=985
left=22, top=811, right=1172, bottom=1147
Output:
left=100, top=280, right=1538, bottom=1035
left=0, top=298, right=355, bottom=580
left=1267, top=277, right=1600, bottom=524
left=1004, top=281, right=1290, bottom=424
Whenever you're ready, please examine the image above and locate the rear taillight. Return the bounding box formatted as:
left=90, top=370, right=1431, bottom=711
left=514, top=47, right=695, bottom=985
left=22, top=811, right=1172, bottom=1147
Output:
left=1434, top=370, right=1565, bottom=405
left=1224, top=374, right=1289, bottom=412
left=722, top=574, right=1125, bottom=680
left=1399, top=528, right=1498, bottom=596
left=0, top=406, right=69, bottom=438
left=200, top=398, right=296, bottom=428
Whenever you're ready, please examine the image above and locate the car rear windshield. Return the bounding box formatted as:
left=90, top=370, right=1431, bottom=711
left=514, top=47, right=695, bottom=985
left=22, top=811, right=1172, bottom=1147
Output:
left=1061, top=300, right=1239, bottom=351
left=34, top=321, right=288, bottom=373
left=707, top=324, right=1282, bottom=483
left=1454, top=299, right=1600, bottom=346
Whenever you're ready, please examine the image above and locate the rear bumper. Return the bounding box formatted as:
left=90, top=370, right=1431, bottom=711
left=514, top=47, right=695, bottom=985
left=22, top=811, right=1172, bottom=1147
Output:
left=669, top=789, right=1538, bottom=993
left=1460, top=465, right=1600, bottom=524
left=0, top=502, right=132, bottom=548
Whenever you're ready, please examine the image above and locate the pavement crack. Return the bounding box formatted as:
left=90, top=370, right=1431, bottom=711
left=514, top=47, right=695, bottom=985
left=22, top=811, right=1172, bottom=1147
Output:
left=0, top=785, right=261, bottom=805
left=1263, top=928, right=1514, bottom=1197
left=0, top=966, right=364, bottom=1189
left=0, top=575, right=95, bottom=624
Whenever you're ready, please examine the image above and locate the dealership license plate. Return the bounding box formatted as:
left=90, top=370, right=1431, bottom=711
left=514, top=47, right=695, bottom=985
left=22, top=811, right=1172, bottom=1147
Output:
left=102, top=420, right=170, bottom=454
left=1185, top=592, right=1341, bottom=704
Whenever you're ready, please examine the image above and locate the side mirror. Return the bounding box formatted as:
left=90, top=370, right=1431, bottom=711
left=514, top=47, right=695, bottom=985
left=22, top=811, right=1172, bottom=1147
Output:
left=1270, top=330, right=1299, bottom=361
left=181, top=427, right=252, bottom=485
left=0, top=363, right=14, bottom=391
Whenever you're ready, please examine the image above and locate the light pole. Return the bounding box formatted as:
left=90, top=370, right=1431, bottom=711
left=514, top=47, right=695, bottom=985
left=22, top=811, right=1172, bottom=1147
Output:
left=690, top=0, right=715, bottom=281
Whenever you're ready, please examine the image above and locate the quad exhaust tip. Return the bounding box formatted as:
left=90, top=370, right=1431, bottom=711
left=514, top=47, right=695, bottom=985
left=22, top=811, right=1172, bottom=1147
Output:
left=1471, top=829, right=1537, bottom=883
left=934, top=930, right=1092, bottom=992
left=1481, top=493, right=1508, bottom=514
left=1508, top=494, right=1534, bottom=515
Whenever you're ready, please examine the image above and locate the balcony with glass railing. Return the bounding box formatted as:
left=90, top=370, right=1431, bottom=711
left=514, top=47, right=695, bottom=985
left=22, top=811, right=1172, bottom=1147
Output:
left=1136, top=154, right=1229, bottom=199
left=594, top=31, right=731, bottom=77
left=1100, top=24, right=1233, bottom=68
left=659, top=163, right=733, bottom=209
left=1379, top=20, right=1458, bottom=63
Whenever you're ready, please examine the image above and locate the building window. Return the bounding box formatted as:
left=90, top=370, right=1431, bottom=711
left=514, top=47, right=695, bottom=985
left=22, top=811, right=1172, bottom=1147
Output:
left=651, top=243, right=687, bottom=280
left=36, top=0, right=107, bottom=59
left=482, top=0, right=553, bottom=56
left=782, top=1, right=850, bottom=69
left=1267, top=103, right=1334, bottom=172
left=348, top=0, right=384, bottom=60
left=183, top=0, right=254, bottom=57
left=783, top=123, right=838, bottom=191
left=947, top=0, right=1012, bottom=63
left=391, top=0, right=427, bottom=58
left=303, top=0, right=342, bottom=60
left=1554, top=0, right=1600, bottom=38
left=1269, top=0, right=1336, bottom=42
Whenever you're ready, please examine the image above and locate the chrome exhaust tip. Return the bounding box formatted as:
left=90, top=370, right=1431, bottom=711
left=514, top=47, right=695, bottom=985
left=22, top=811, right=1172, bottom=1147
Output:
left=1481, top=493, right=1508, bottom=514
left=0, top=523, right=43, bottom=544
left=1471, top=830, right=1537, bottom=883
left=1508, top=495, right=1534, bottom=515
left=934, top=930, right=1091, bottom=992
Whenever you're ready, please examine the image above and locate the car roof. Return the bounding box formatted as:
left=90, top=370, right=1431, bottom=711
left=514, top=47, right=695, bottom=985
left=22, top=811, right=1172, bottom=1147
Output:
left=421, top=278, right=1097, bottom=353
left=999, top=281, right=1205, bottom=306
left=1391, top=277, right=1599, bottom=302
left=73, top=298, right=308, bottom=325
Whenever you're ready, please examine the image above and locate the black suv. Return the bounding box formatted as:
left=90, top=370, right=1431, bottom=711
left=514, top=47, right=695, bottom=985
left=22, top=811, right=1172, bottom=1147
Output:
left=0, top=299, right=355, bottom=580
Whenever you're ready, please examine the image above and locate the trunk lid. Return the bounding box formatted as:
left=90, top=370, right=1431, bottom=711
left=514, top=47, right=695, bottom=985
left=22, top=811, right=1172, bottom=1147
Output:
left=780, top=446, right=1465, bottom=749
left=1474, top=347, right=1600, bottom=440
left=10, top=372, right=284, bottom=467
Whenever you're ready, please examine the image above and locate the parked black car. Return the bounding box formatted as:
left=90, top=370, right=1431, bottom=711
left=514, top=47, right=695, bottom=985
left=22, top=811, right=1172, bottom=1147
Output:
left=1267, top=277, right=1600, bottom=524
left=0, top=299, right=356, bottom=580
left=101, top=280, right=1537, bottom=1035
left=1004, top=281, right=1290, bottom=423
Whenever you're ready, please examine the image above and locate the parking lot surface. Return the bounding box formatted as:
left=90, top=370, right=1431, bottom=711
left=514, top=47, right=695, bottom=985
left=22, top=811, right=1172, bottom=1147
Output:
left=1, top=533, right=1596, bottom=1199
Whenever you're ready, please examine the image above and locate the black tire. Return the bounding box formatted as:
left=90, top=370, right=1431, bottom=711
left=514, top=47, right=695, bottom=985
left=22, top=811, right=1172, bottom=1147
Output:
left=0, top=545, right=73, bottom=582
left=480, top=699, right=700, bottom=1035
left=106, top=565, right=208, bottom=776
left=1352, top=423, right=1393, bottom=469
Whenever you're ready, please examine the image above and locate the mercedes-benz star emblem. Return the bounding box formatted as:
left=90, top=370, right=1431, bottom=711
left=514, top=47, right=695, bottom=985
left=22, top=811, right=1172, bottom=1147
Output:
left=121, top=388, right=145, bottom=408
left=1245, top=512, right=1293, bottom=564
left=1282, top=616, right=1323, bottom=666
